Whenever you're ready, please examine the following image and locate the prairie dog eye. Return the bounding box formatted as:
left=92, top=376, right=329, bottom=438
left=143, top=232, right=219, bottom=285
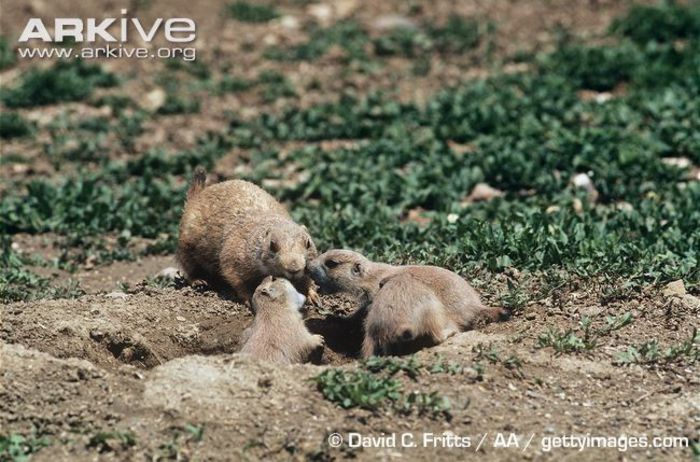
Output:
left=325, top=259, right=339, bottom=269
left=305, top=238, right=312, bottom=249
left=270, top=239, right=280, bottom=253
left=351, top=262, right=361, bottom=276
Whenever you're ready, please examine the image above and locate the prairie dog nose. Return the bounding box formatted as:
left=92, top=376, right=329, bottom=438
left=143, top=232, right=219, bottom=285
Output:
left=285, top=258, right=305, bottom=274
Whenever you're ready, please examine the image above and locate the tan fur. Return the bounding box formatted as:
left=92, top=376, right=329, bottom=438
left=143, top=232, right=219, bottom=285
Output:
left=177, top=170, right=318, bottom=303
left=307, top=250, right=506, bottom=358
left=240, top=276, right=324, bottom=364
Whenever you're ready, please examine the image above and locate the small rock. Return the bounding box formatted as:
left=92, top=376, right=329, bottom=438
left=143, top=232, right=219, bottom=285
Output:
left=279, top=15, right=300, bottom=30
left=662, top=280, right=686, bottom=297
left=333, top=0, right=359, bottom=18
left=595, top=92, right=613, bottom=103
left=105, top=291, right=128, bottom=300
left=371, top=14, right=417, bottom=31
left=581, top=306, right=603, bottom=317
left=571, top=173, right=599, bottom=202
left=11, top=164, right=29, bottom=174
left=681, top=294, right=700, bottom=309
left=661, top=157, right=692, bottom=169
left=690, top=167, right=700, bottom=181
left=143, top=88, right=166, bottom=112
left=307, top=3, right=333, bottom=24
left=446, top=213, right=459, bottom=224
left=616, top=201, right=634, bottom=212
left=448, top=141, right=477, bottom=156
left=406, top=208, right=432, bottom=226
left=525, top=311, right=536, bottom=320
left=572, top=198, right=584, bottom=214
left=263, top=34, right=279, bottom=46
left=464, top=183, right=504, bottom=203
left=158, top=267, right=181, bottom=280
left=176, top=316, right=186, bottom=322
left=545, top=205, right=560, bottom=214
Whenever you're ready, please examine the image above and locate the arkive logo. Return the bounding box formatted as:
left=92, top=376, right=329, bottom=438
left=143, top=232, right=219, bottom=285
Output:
left=18, top=9, right=196, bottom=43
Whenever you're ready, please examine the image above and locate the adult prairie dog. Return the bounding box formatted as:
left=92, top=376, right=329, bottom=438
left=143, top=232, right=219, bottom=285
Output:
left=177, top=168, right=318, bottom=303
left=307, top=250, right=506, bottom=357
left=240, top=276, right=324, bottom=364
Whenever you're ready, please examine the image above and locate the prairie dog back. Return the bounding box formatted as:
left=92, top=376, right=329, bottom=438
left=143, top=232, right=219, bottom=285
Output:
left=176, top=170, right=318, bottom=302
left=178, top=179, right=288, bottom=277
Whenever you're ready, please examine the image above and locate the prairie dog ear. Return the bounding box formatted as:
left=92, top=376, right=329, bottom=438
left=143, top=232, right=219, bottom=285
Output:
left=378, top=275, right=394, bottom=289
left=352, top=262, right=363, bottom=276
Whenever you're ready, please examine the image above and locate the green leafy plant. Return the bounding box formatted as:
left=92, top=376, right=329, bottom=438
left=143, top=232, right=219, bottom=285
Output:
left=226, top=1, right=279, bottom=23
left=0, top=432, right=51, bottom=462
left=0, top=112, right=34, bottom=139
left=0, top=36, right=16, bottom=69
left=617, top=328, right=699, bottom=366
left=2, top=59, right=118, bottom=107
left=314, top=369, right=403, bottom=410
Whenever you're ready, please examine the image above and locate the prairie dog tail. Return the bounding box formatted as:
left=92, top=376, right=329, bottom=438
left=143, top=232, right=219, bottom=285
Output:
left=187, top=167, right=207, bottom=200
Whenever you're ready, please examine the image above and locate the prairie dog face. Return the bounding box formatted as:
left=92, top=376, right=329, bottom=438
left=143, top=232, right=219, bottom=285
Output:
left=306, top=250, right=374, bottom=297
left=252, top=276, right=306, bottom=312
left=262, top=224, right=317, bottom=282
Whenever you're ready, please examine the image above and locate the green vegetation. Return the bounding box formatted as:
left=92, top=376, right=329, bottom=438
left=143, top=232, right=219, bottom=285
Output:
left=0, top=432, right=51, bottom=462
left=265, top=21, right=370, bottom=62
left=315, top=357, right=453, bottom=418
left=537, top=313, right=633, bottom=354
left=0, top=236, right=84, bottom=302
left=315, top=366, right=450, bottom=420
left=155, top=424, right=204, bottom=460
left=610, top=2, right=700, bottom=43
left=266, top=15, right=486, bottom=63
left=1, top=59, right=118, bottom=107
left=157, top=93, right=201, bottom=115
left=0, top=3, right=698, bottom=301
left=242, top=4, right=700, bottom=287
left=87, top=431, right=136, bottom=453
left=315, top=369, right=403, bottom=410
left=0, top=112, right=33, bottom=139
left=226, top=1, right=279, bottom=23
left=0, top=36, right=16, bottom=70
left=616, top=328, right=699, bottom=366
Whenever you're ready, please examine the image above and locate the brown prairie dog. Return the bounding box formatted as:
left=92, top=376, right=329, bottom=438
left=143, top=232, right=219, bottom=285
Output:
left=306, top=250, right=506, bottom=357
left=177, top=168, right=318, bottom=303
left=240, top=276, right=324, bottom=364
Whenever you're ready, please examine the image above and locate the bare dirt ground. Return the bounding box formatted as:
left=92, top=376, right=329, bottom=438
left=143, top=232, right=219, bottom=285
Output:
left=1, top=0, right=698, bottom=460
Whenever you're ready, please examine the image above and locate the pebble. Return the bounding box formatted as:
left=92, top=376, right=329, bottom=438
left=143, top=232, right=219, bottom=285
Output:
left=465, top=183, right=504, bottom=203
left=662, top=280, right=686, bottom=297
left=143, top=88, right=166, bottom=112
left=158, top=267, right=181, bottom=280
left=105, top=291, right=128, bottom=300
left=371, top=14, right=417, bottom=31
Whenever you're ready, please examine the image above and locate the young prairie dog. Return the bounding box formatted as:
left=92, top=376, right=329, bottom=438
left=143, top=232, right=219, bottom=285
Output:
left=307, top=250, right=506, bottom=358
left=240, top=276, right=324, bottom=364
left=177, top=168, right=319, bottom=304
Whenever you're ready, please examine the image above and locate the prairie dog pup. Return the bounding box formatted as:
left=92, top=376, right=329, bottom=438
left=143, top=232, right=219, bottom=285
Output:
left=177, top=168, right=318, bottom=303
left=240, top=276, right=324, bottom=364
left=307, top=250, right=506, bottom=357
